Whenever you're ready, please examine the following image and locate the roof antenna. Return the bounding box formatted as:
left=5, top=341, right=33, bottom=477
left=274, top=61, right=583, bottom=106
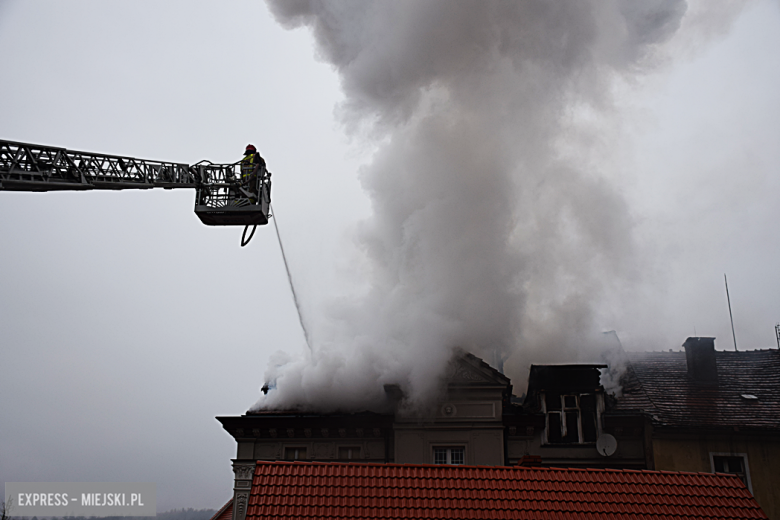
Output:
left=724, top=274, right=737, bottom=351
left=775, top=323, right=779, bottom=349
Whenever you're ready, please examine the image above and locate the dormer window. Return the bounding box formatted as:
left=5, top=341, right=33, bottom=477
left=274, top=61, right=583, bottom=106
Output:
left=710, top=453, right=752, bottom=492
left=542, top=392, right=602, bottom=444
left=525, top=364, right=608, bottom=446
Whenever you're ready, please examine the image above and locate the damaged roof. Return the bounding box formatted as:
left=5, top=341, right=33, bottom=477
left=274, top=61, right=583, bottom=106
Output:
left=242, top=460, right=766, bottom=519
left=616, top=349, right=780, bottom=430
left=526, top=364, right=606, bottom=392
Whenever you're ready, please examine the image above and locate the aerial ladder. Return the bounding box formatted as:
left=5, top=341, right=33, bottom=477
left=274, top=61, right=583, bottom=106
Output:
left=0, top=139, right=271, bottom=244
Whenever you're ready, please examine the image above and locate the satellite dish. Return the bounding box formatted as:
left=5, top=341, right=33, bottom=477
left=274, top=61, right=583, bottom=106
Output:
left=596, top=434, right=617, bottom=457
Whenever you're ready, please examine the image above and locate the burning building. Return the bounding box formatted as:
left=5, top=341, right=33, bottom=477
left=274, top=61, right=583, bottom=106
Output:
left=217, top=338, right=780, bottom=519
left=210, top=2, right=779, bottom=518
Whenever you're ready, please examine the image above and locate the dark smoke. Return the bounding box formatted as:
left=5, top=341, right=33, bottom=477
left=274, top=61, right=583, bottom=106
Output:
left=253, top=0, right=730, bottom=411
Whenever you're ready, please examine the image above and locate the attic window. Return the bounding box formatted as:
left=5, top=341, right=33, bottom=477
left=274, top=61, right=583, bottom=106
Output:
left=433, top=447, right=464, bottom=465
left=710, top=453, right=752, bottom=492
left=542, top=393, right=601, bottom=444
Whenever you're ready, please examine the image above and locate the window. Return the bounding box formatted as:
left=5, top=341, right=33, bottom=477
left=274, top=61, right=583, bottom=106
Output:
left=338, top=447, right=360, bottom=460
left=284, top=447, right=307, bottom=460
left=542, top=392, right=601, bottom=444
left=711, top=453, right=752, bottom=492
left=433, top=447, right=464, bottom=465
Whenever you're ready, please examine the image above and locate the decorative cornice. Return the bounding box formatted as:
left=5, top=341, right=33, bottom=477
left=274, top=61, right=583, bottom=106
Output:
left=232, top=463, right=255, bottom=481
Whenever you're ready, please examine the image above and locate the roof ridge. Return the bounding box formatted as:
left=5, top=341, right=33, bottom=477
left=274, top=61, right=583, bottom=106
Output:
left=627, top=348, right=780, bottom=354
left=252, top=460, right=744, bottom=479
left=623, top=359, right=662, bottom=419
left=717, top=348, right=780, bottom=354
left=206, top=499, right=232, bottom=520
left=460, top=351, right=511, bottom=383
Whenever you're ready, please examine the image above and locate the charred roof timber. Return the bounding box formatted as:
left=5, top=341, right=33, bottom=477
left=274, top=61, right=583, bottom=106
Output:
left=683, top=337, right=718, bottom=385
left=526, top=364, right=607, bottom=395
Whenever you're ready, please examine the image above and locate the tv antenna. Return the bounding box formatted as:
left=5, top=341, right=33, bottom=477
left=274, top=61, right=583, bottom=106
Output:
left=724, top=274, right=738, bottom=351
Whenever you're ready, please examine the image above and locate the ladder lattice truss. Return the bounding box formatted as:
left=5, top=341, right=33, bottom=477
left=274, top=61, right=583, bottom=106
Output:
left=0, top=139, right=220, bottom=191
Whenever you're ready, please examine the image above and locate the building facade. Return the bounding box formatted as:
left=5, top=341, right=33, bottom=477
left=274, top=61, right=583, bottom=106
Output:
left=218, top=340, right=780, bottom=518
left=616, top=338, right=780, bottom=519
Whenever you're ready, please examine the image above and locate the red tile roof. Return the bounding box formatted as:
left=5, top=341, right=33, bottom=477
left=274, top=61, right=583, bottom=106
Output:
left=617, top=350, right=780, bottom=430
left=209, top=499, right=233, bottom=520
left=244, top=461, right=767, bottom=519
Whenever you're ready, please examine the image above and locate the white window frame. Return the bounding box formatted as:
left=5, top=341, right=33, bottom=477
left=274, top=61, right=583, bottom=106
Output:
left=433, top=446, right=465, bottom=465
left=710, top=452, right=753, bottom=493
left=541, top=392, right=603, bottom=445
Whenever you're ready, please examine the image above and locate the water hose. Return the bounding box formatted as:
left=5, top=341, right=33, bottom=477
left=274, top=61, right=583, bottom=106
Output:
left=241, top=224, right=257, bottom=247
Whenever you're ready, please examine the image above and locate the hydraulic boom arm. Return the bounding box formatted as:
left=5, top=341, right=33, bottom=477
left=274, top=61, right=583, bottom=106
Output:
left=0, top=139, right=198, bottom=191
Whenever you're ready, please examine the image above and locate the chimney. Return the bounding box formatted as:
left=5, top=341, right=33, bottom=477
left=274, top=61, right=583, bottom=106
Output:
left=683, top=337, right=718, bottom=384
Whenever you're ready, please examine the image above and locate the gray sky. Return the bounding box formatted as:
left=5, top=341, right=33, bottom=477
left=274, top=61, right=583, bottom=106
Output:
left=1, top=0, right=779, bottom=512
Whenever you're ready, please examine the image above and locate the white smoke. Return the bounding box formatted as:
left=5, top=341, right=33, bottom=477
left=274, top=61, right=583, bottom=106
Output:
left=254, top=0, right=743, bottom=412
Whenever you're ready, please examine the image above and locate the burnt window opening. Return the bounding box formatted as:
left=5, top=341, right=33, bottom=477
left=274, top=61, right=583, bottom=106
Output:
left=542, top=393, right=601, bottom=445
left=433, top=447, right=465, bottom=465
left=338, top=447, right=361, bottom=460
left=284, top=447, right=307, bottom=460
left=711, top=454, right=752, bottom=491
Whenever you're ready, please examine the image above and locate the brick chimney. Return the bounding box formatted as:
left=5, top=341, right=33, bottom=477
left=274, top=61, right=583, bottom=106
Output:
left=683, top=337, right=718, bottom=384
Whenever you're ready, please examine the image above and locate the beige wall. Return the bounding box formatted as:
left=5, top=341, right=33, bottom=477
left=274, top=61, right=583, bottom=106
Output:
left=394, top=393, right=506, bottom=465
left=653, top=435, right=780, bottom=520
left=506, top=434, right=646, bottom=468
left=234, top=435, right=387, bottom=462
left=251, top=439, right=386, bottom=461
left=394, top=425, right=504, bottom=465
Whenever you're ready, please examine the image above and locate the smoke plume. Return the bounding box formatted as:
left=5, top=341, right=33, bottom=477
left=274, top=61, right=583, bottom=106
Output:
left=254, top=0, right=717, bottom=411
